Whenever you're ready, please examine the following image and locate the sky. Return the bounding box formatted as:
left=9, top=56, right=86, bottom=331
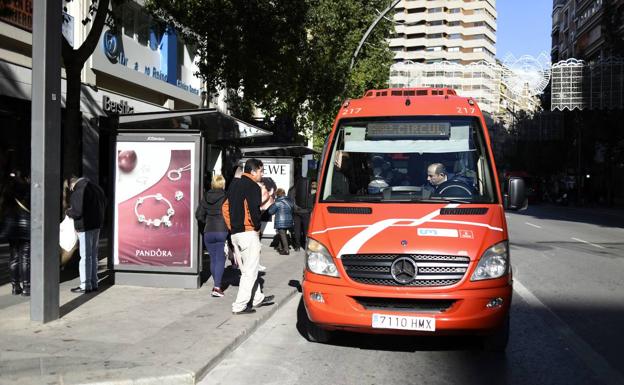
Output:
left=496, top=0, right=552, bottom=60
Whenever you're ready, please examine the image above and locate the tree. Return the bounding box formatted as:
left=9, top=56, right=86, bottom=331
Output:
left=304, top=0, right=395, bottom=150
left=61, top=0, right=123, bottom=178
left=146, top=0, right=394, bottom=150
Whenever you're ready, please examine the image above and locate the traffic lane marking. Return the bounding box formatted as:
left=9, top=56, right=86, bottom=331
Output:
left=571, top=237, right=606, bottom=249
left=514, top=279, right=624, bottom=385
left=525, top=222, right=542, bottom=229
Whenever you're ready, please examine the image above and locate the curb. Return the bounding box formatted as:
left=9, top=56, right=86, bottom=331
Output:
left=193, top=286, right=300, bottom=383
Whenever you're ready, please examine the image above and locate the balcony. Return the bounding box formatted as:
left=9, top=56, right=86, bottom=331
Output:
left=0, top=0, right=33, bottom=32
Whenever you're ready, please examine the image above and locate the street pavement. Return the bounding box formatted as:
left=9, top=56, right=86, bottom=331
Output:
left=0, top=239, right=304, bottom=385
left=202, top=204, right=624, bottom=385
left=1, top=204, right=623, bottom=385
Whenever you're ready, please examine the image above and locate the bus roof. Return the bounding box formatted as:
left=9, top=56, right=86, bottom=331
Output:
left=338, top=88, right=483, bottom=120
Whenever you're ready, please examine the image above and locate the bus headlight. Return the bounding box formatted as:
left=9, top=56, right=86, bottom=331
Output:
left=471, top=241, right=509, bottom=281
left=306, top=239, right=339, bottom=277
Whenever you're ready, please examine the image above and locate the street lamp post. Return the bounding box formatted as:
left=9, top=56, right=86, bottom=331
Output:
left=349, top=0, right=401, bottom=73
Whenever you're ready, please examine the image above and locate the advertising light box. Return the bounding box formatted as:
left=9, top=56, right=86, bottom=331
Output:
left=114, top=133, right=201, bottom=275
left=242, top=157, right=294, bottom=238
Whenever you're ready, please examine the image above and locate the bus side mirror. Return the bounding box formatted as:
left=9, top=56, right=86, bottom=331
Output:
left=504, top=177, right=527, bottom=211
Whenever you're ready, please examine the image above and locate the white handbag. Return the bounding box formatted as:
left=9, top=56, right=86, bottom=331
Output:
left=59, top=215, right=78, bottom=252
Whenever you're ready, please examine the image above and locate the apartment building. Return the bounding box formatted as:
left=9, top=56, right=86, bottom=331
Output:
left=551, top=0, right=624, bottom=62
left=390, top=0, right=497, bottom=64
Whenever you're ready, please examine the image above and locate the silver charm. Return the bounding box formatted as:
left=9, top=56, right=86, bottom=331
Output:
left=167, top=164, right=191, bottom=181
left=134, top=194, right=175, bottom=228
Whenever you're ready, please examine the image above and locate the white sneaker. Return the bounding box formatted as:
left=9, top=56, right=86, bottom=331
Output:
left=258, top=264, right=266, bottom=272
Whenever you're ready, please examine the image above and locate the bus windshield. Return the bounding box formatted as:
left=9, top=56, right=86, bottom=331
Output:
left=320, top=116, right=498, bottom=204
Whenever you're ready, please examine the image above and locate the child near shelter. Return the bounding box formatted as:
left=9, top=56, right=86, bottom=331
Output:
left=267, top=188, right=294, bottom=255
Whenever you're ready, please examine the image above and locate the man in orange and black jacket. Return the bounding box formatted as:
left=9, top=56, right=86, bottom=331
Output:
left=223, top=158, right=275, bottom=314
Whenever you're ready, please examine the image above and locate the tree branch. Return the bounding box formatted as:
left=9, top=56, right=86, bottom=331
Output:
left=61, top=34, right=76, bottom=69
left=76, top=0, right=111, bottom=64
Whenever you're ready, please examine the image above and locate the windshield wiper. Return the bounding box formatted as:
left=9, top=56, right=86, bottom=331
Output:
left=325, top=195, right=382, bottom=202
left=433, top=197, right=473, bottom=204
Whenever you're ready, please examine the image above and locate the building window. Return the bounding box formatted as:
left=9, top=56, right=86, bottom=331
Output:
left=448, top=47, right=460, bottom=52
left=119, top=2, right=162, bottom=48
left=449, top=8, right=461, bottom=14
left=122, top=4, right=136, bottom=39
left=428, top=7, right=443, bottom=13
left=136, top=12, right=151, bottom=46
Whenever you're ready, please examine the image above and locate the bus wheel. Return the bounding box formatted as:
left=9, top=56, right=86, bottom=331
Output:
left=482, top=314, right=509, bottom=352
left=305, top=317, right=333, bottom=343
left=297, top=297, right=333, bottom=343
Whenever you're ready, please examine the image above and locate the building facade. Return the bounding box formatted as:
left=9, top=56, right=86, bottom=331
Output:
left=388, top=0, right=544, bottom=126
left=390, top=0, right=497, bottom=64
left=389, top=60, right=501, bottom=113
left=0, top=0, right=207, bottom=179
left=550, top=0, right=624, bottom=206
left=551, top=0, right=624, bottom=62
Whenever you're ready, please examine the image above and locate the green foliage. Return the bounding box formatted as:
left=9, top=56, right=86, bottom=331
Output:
left=146, top=0, right=394, bottom=150
left=304, top=0, right=394, bottom=149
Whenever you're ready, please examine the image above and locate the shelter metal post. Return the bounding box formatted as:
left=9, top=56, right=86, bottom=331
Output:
left=31, top=0, right=62, bottom=322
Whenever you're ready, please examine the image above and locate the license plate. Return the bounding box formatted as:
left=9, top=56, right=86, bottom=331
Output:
left=371, top=313, right=436, bottom=332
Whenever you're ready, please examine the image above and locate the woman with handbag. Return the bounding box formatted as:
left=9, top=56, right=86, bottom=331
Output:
left=0, top=172, right=31, bottom=296
left=195, top=175, right=229, bottom=298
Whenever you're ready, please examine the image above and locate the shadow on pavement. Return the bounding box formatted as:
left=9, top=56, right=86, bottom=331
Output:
left=59, top=273, right=113, bottom=318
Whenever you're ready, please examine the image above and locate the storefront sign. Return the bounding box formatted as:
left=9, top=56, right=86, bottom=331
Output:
left=101, top=29, right=200, bottom=96
left=103, top=95, right=135, bottom=114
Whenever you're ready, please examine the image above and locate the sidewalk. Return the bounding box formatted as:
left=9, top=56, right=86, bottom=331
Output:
left=0, top=240, right=304, bottom=384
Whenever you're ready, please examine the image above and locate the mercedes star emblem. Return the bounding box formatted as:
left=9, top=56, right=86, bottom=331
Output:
left=390, top=257, right=418, bottom=284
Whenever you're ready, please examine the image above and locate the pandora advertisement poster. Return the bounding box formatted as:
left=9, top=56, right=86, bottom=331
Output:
left=114, top=140, right=195, bottom=268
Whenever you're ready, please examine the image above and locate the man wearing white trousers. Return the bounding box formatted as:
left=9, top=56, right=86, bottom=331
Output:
left=223, top=158, right=275, bottom=314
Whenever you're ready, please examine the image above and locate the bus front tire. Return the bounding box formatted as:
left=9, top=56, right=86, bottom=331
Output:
left=304, top=313, right=333, bottom=343
left=482, top=315, right=509, bottom=352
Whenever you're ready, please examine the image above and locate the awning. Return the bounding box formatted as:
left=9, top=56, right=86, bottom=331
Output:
left=240, top=145, right=318, bottom=157
left=117, top=109, right=272, bottom=141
